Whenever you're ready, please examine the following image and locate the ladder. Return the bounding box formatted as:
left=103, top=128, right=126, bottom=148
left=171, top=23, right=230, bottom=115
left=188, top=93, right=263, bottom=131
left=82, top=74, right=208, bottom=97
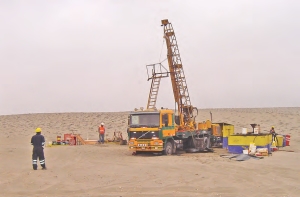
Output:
left=146, top=63, right=169, bottom=110
left=147, top=75, right=161, bottom=109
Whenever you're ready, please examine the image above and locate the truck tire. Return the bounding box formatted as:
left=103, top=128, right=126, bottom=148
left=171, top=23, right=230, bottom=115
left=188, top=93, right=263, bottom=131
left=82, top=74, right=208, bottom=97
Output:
left=172, top=142, right=177, bottom=154
left=163, top=141, right=173, bottom=156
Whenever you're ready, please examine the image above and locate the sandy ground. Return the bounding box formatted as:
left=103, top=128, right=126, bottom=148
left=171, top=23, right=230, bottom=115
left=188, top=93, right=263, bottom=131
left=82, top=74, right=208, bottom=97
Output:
left=0, top=107, right=299, bottom=197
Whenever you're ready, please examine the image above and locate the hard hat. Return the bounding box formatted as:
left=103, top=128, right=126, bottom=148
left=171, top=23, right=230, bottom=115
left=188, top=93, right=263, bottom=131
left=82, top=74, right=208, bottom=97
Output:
left=101, top=123, right=104, bottom=126
left=272, top=126, right=274, bottom=128
left=35, top=127, right=42, bottom=133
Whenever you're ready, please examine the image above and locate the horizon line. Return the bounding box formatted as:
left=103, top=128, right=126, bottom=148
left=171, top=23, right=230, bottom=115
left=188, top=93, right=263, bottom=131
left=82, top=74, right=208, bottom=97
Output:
left=1, top=106, right=299, bottom=116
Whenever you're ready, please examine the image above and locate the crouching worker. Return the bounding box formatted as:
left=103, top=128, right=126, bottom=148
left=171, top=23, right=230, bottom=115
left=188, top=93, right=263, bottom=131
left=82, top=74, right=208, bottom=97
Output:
left=31, top=127, right=46, bottom=170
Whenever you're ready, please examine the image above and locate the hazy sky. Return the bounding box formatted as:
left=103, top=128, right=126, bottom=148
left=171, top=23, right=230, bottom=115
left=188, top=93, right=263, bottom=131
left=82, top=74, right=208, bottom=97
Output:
left=0, top=0, right=299, bottom=115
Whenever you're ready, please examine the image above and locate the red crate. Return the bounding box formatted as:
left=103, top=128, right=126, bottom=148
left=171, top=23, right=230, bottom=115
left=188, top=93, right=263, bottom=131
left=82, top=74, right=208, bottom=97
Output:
left=64, top=134, right=77, bottom=145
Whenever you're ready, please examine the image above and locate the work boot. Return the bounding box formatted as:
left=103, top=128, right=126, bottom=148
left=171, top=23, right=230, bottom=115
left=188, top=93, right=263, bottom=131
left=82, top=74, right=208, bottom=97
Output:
left=33, top=164, right=37, bottom=170
left=41, top=164, right=47, bottom=170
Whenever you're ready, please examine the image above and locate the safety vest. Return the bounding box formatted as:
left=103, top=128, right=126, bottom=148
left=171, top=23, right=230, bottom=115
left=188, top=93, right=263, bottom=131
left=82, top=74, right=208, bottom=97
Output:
left=99, top=126, right=105, bottom=134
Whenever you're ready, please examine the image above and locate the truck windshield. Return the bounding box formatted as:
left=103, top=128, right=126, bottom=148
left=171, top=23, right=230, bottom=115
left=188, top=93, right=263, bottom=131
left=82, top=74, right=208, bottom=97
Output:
left=130, top=113, right=160, bottom=127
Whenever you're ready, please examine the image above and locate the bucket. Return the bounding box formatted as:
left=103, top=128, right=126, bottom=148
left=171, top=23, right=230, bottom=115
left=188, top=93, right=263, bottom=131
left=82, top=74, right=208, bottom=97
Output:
left=243, top=149, right=249, bottom=154
left=242, top=128, right=248, bottom=134
left=285, top=135, right=290, bottom=146
left=249, top=143, right=256, bottom=154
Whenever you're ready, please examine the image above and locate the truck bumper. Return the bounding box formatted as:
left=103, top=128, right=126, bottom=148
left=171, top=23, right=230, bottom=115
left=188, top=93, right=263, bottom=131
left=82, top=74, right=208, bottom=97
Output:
left=129, top=146, right=163, bottom=152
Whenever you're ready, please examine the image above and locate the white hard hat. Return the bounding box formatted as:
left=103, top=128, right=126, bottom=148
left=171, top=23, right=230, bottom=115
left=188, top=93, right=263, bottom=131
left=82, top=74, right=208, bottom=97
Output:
left=101, top=123, right=104, bottom=125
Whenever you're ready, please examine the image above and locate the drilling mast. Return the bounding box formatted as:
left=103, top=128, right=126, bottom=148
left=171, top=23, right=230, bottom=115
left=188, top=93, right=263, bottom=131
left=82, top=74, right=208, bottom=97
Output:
left=161, top=19, right=198, bottom=129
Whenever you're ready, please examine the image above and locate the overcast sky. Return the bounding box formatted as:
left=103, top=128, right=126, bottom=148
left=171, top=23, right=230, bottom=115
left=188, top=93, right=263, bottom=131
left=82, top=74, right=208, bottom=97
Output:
left=0, top=0, right=299, bottom=115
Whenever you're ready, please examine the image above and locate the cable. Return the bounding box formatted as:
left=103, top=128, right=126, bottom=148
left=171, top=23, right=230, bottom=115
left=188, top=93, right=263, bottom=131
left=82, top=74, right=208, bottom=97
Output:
left=160, top=57, right=168, bottom=64
left=159, top=39, right=165, bottom=63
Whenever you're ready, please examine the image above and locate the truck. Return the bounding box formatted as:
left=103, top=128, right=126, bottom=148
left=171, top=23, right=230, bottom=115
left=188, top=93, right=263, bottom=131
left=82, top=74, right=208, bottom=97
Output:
left=127, top=19, right=214, bottom=155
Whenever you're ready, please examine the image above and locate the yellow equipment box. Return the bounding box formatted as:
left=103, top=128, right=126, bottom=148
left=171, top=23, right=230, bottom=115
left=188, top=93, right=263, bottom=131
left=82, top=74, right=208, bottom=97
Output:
left=228, top=134, right=272, bottom=146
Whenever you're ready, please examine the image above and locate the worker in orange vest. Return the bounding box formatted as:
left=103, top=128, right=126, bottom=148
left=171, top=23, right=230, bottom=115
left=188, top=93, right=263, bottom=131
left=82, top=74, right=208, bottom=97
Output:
left=98, top=123, right=105, bottom=144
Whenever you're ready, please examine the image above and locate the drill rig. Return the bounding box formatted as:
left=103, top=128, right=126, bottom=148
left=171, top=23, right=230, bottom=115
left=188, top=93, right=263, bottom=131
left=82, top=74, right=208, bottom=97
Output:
left=127, top=19, right=213, bottom=155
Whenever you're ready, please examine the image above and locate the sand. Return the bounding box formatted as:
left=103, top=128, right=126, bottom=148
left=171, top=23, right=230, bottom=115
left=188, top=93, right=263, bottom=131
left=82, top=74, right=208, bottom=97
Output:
left=0, top=107, right=299, bottom=197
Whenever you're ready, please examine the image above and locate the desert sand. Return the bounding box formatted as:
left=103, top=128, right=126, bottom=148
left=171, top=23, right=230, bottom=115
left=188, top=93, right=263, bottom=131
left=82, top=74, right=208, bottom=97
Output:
left=0, top=107, right=299, bottom=197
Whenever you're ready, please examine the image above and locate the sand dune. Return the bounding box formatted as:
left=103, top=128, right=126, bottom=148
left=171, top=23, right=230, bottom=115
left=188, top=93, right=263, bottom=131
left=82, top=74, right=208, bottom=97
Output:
left=0, top=107, right=299, bottom=197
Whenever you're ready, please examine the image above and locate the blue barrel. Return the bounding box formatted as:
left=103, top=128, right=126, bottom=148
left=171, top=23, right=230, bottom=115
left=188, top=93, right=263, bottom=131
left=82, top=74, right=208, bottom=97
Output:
left=282, top=135, right=286, bottom=147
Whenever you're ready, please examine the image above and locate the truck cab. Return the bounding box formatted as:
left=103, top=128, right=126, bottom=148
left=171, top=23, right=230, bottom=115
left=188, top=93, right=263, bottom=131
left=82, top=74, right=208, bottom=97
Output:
left=127, top=109, right=176, bottom=154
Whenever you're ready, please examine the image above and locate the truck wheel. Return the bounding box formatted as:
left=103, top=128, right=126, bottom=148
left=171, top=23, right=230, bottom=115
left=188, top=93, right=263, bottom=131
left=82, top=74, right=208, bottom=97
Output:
left=172, top=143, right=177, bottom=154
left=188, top=138, right=195, bottom=148
left=164, top=141, right=173, bottom=155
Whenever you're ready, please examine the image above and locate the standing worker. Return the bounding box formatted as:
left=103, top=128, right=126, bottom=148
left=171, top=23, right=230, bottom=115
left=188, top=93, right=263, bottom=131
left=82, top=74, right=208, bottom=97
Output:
left=98, top=123, right=106, bottom=144
left=31, top=127, right=46, bottom=170
left=269, top=126, right=278, bottom=146
left=270, top=126, right=275, bottom=134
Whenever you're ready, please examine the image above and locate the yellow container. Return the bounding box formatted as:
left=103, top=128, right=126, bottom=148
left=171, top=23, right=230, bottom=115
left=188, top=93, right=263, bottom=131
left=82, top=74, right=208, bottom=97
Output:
left=228, top=134, right=272, bottom=146
left=276, top=135, right=283, bottom=147
left=221, top=123, right=234, bottom=137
